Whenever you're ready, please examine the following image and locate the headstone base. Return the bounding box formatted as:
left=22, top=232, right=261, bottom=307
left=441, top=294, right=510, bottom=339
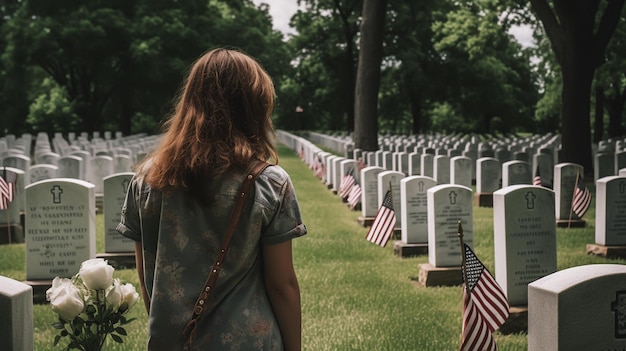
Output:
left=556, top=219, right=586, bottom=228
left=393, top=241, right=427, bottom=258
left=586, top=244, right=626, bottom=259
left=0, top=224, right=24, bottom=244
left=96, top=252, right=136, bottom=269
left=474, top=193, right=493, bottom=207
left=23, top=280, right=52, bottom=304
left=417, top=263, right=462, bottom=287
left=347, top=203, right=361, bottom=212
left=499, top=305, right=528, bottom=334
left=357, top=216, right=374, bottom=227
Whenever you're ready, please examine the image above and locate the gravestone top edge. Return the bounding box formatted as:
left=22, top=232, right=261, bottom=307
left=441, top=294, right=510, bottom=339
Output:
left=596, top=175, right=626, bottom=184
left=493, top=184, right=554, bottom=195
left=427, top=183, right=472, bottom=193
left=103, top=172, right=135, bottom=181
left=25, top=178, right=96, bottom=190
left=0, top=276, right=32, bottom=297
left=528, top=264, right=626, bottom=292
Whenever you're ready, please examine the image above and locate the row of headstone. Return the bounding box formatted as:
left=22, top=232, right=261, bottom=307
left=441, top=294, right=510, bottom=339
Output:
left=0, top=133, right=159, bottom=245
left=278, top=130, right=626, bottom=349
left=304, top=131, right=626, bottom=185
left=1, top=132, right=159, bottom=190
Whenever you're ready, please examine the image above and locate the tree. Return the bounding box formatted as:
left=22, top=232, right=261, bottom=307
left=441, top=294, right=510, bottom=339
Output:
left=353, top=0, right=387, bottom=151
left=1, top=0, right=288, bottom=135
left=595, top=12, right=626, bottom=139
left=285, top=0, right=362, bottom=131
left=431, top=0, right=538, bottom=134
left=529, top=0, right=626, bottom=172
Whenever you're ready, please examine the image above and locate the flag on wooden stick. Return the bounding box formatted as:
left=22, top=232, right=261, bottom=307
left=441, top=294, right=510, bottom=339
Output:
left=347, top=183, right=362, bottom=210
left=0, top=173, right=15, bottom=210
left=338, top=168, right=356, bottom=199
left=572, top=172, right=591, bottom=219
left=459, top=223, right=509, bottom=351
left=365, top=188, right=396, bottom=247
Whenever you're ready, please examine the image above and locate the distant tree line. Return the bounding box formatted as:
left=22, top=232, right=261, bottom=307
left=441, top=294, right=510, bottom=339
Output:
left=1, top=0, right=625, bottom=170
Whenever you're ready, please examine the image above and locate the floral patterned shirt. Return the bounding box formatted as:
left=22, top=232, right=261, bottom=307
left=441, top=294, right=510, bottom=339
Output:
left=117, top=164, right=307, bottom=350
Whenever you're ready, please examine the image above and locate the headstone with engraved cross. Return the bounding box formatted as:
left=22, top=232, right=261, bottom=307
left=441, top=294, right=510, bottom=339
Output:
left=493, top=184, right=557, bottom=306
left=24, top=179, right=96, bottom=300
left=418, top=184, right=473, bottom=287
left=528, top=264, right=626, bottom=351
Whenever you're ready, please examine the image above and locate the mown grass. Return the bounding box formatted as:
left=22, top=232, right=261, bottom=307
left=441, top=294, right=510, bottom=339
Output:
left=1, top=143, right=624, bottom=350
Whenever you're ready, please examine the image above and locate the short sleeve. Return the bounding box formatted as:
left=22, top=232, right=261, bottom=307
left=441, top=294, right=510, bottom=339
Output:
left=261, top=172, right=307, bottom=245
left=116, top=176, right=142, bottom=242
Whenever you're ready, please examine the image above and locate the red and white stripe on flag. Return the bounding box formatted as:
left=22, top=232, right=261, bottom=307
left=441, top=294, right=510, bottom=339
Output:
left=339, top=174, right=355, bottom=199
left=572, top=176, right=591, bottom=219
left=0, top=177, right=14, bottom=210
left=365, top=190, right=396, bottom=247
left=347, top=184, right=362, bottom=209
left=460, top=244, right=509, bottom=351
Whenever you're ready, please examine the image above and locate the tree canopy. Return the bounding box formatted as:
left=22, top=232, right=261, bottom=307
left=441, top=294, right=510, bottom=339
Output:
left=0, top=0, right=625, bottom=166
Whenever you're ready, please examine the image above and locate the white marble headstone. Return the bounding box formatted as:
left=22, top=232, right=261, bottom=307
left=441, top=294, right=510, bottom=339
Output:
left=595, top=176, right=626, bottom=245
left=0, top=276, right=33, bottom=351
left=104, top=173, right=135, bottom=253
left=377, top=171, right=404, bottom=229
left=400, top=176, right=436, bottom=244
left=502, top=160, right=532, bottom=187
left=25, top=179, right=96, bottom=280
left=360, top=166, right=385, bottom=218
left=528, top=264, right=626, bottom=351
left=450, top=156, right=472, bottom=188
left=493, top=185, right=557, bottom=305
left=427, top=184, right=474, bottom=267
left=476, top=157, right=501, bottom=193
left=554, top=163, right=584, bottom=220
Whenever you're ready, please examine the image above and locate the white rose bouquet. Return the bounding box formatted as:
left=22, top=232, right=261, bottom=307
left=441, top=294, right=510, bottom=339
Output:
left=46, top=258, right=139, bottom=351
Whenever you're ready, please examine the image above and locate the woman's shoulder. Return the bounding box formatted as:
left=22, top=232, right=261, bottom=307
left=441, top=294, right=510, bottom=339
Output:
left=259, top=163, right=290, bottom=185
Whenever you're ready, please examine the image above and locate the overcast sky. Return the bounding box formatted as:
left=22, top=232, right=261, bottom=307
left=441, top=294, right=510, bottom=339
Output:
left=251, top=0, right=534, bottom=47
left=251, top=0, right=300, bottom=35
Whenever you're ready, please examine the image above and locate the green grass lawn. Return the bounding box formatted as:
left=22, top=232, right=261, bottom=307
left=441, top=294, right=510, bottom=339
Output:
left=1, top=143, right=624, bottom=350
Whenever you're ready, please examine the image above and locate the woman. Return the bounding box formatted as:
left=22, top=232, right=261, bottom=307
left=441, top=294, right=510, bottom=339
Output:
left=117, top=48, right=307, bottom=350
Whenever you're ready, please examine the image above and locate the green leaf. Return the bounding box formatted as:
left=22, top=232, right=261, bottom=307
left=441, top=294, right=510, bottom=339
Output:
left=111, top=334, right=124, bottom=343
left=114, top=327, right=127, bottom=336
left=60, top=330, right=68, bottom=337
left=53, top=335, right=62, bottom=346
left=51, top=321, right=65, bottom=329
left=85, top=304, right=96, bottom=314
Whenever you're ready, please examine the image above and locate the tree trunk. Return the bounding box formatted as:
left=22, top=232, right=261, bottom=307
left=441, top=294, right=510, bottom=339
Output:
left=594, top=86, right=604, bottom=143
left=530, top=0, right=626, bottom=175
left=411, top=95, right=422, bottom=134
left=559, top=38, right=595, bottom=172
left=353, top=0, right=387, bottom=151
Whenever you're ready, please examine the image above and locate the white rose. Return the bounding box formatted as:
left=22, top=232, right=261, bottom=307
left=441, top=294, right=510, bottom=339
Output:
left=106, top=278, right=123, bottom=311
left=46, top=277, right=85, bottom=322
left=79, top=258, right=114, bottom=290
left=119, top=283, right=139, bottom=312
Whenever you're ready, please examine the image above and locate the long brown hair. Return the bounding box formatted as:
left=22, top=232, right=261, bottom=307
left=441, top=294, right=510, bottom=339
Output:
left=141, top=48, right=278, bottom=190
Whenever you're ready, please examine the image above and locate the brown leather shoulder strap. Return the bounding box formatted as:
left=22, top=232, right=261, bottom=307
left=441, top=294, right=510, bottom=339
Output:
left=182, top=160, right=271, bottom=348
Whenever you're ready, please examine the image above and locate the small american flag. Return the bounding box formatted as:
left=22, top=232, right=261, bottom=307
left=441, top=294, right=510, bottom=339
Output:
left=338, top=168, right=355, bottom=199
left=460, top=243, right=509, bottom=351
left=314, top=157, right=326, bottom=180
left=365, top=189, right=396, bottom=247
left=572, top=173, right=591, bottom=219
left=0, top=175, right=15, bottom=210
left=533, top=166, right=542, bottom=187
left=347, top=183, right=362, bottom=210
